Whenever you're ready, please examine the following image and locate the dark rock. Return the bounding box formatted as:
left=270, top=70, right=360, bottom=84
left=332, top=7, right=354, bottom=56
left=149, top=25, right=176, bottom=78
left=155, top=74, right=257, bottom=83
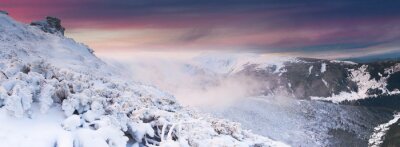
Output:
left=327, top=128, right=368, bottom=146
left=30, top=16, right=65, bottom=35
left=0, top=10, right=8, bottom=15
left=343, top=94, right=400, bottom=110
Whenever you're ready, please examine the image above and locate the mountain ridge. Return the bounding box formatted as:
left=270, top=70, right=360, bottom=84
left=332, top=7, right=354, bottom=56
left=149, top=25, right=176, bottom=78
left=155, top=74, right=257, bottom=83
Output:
left=190, top=55, right=400, bottom=105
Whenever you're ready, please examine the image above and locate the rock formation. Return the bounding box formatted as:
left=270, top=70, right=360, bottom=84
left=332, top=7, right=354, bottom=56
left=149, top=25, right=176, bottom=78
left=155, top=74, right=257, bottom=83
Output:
left=31, top=16, right=65, bottom=35
left=0, top=10, right=8, bottom=15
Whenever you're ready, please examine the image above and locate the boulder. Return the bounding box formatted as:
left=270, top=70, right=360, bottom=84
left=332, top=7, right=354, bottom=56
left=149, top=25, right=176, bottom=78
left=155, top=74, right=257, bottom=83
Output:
left=31, top=16, right=65, bottom=35
left=0, top=10, right=8, bottom=15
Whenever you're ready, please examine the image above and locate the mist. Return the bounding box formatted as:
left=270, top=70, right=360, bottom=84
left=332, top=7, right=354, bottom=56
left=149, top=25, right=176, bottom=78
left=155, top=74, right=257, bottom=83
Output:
left=102, top=52, right=266, bottom=108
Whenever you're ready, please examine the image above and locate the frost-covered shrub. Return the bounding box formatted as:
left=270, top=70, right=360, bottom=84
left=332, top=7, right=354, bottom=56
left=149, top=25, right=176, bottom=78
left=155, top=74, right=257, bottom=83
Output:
left=62, top=115, right=82, bottom=131
left=4, top=80, right=32, bottom=117
left=211, top=119, right=244, bottom=140
left=127, top=122, right=155, bottom=143
left=0, top=86, right=7, bottom=107
left=38, top=84, right=55, bottom=113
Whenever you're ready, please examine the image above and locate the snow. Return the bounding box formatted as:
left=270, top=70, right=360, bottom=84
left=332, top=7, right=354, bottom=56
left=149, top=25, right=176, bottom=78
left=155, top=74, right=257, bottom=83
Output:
left=191, top=53, right=294, bottom=75
left=62, top=115, right=82, bottom=131
left=0, top=105, right=67, bottom=147
left=0, top=14, right=287, bottom=146
left=368, top=113, right=400, bottom=147
left=329, top=60, right=357, bottom=65
left=308, top=66, right=313, bottom=75
left=38, top=84, right=55, bottom=113
left=322, top=79, right=329, bottom=88
left=0, top=14, right=106, bottom=76
left=311, top=65, right=390, bottom=103
left=127, top=122, right=155, bottom=143
left=320, top=63, right=326, bottom=73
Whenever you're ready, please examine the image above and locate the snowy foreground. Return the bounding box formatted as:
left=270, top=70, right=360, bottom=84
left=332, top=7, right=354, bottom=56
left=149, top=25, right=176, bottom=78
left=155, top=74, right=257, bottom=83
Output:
left=0, top=13, right=288, bottom=146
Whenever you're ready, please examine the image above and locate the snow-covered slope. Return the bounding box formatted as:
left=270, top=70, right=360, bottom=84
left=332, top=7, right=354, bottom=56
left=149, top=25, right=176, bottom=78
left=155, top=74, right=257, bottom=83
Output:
left=0, top=13, right=288, bottom=146
left=203, top=96, right=393, bottom=147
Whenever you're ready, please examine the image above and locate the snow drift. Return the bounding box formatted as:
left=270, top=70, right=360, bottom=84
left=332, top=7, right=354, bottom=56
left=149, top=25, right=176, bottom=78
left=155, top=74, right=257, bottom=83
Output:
left=0, top=13, right=288, bottom=146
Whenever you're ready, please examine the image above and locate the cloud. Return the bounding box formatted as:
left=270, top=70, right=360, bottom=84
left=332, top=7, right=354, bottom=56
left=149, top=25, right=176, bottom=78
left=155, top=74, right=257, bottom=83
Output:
left=178, top=28, right=213, bottom=42
left=2, top=0, right=400, bottom=58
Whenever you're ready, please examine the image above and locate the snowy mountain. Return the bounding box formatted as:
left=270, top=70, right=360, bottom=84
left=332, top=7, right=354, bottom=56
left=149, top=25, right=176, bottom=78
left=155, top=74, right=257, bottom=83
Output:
left=4, top=9, right=400, bottom=147
left=0, top=12, right=289, bottom=146
left=187, top=54, right=400, bottom=105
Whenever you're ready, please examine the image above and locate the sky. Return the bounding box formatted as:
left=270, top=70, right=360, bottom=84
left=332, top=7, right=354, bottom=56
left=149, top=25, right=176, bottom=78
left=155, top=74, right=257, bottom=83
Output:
left=1, top=0, right=400, bottom=59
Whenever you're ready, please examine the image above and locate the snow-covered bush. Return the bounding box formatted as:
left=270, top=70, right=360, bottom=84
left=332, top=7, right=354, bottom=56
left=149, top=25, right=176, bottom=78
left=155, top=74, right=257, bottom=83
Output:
left=62, top=115, right=82, bottom=131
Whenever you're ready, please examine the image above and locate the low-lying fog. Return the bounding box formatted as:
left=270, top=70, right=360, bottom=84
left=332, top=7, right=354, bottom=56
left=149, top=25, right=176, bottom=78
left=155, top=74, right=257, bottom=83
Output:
left=103, top=52, right=266, bottom=107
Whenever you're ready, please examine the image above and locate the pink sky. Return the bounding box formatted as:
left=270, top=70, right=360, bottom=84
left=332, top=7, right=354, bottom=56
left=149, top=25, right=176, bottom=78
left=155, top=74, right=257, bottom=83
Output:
left=2, top=0, right=400, bottom=59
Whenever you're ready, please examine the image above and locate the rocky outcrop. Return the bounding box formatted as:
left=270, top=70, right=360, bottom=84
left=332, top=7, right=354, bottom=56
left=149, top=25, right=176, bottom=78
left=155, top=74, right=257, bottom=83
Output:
left=30, top=16, right=65, bottom=35
left=0, top=10, right=8, bottom=15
